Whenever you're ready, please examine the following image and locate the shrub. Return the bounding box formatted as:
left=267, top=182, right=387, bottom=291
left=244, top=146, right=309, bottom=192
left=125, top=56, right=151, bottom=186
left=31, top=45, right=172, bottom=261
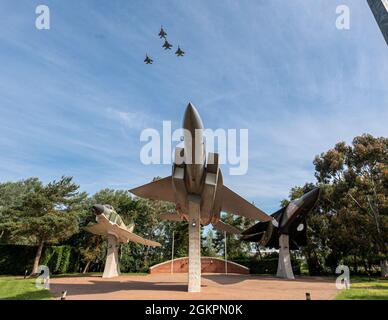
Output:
left=233, top=254, right=302, bottom=275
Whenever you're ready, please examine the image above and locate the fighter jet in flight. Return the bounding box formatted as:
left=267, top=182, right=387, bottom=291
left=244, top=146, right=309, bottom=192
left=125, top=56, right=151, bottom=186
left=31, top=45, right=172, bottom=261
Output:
left=85, top=204, right=161, bottom=247
left=241, top=188, right=320, bottom=249
left=159, top=26, right=167, bottom=39
left=175, top=46, right=185, bottom=57
left=130, top=103, right=271, bottom=235
left=162, top=39, right=173, bottom=50
left=144, top=54, right=153, bottom=64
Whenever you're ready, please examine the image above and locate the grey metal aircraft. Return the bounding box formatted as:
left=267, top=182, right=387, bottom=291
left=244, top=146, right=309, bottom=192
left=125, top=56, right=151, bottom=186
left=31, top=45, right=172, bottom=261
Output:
left=159, top=26, right=167, bottom=39
left=85, top=204, right=161, bottom=247
left=129, top=103, right=271, bottom=234
left=175, top=46, right=185, bottom=57
left=144, top=54, right=153, bottom=64
left=241, top=188, right=320, bottom=249
left=162, top=39, right=173, bottom=50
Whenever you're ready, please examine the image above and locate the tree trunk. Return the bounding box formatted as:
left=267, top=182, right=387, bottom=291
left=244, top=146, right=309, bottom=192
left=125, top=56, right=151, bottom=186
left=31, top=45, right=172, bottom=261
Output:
left=353, top=256, right=358, bottom=274
left=381, top=260, right=388, bottom=278
left=31, top=240, right=44, bottom=275
left=253, top=246, right=263, bottom=259
left=83, top=261, right=91, bottom=274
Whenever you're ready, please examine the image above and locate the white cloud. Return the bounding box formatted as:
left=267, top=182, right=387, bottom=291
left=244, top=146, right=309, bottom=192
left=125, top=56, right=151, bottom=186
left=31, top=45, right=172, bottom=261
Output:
left=106, top=107, right=151, bottom=130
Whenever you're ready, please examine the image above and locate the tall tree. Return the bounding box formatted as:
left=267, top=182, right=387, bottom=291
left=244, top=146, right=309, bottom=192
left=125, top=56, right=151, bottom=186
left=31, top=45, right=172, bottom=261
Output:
left=202, top=229, right=218, bottom=257
left=313, top=134, right=387, bottom=276
left=0, top=178, right=41, bottom=244
left=0, top=177, right=86, bottom=274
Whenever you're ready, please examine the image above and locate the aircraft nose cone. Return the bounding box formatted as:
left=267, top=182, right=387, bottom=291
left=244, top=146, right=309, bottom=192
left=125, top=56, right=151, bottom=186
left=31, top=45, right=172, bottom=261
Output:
left=302, top=188, right=320, bottom=209
left=92, top=204, right=105, bottom=215
left=307, top=187, right=320, bottom=202
left=280, top=187, right=320, bottom=233
left=183, top=102, right=204, bottom=132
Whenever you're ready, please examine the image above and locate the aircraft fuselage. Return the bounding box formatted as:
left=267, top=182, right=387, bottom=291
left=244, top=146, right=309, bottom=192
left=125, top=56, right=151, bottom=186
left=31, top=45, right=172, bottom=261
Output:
left=129, top=103, right=270, bottom=233
left=173, top=103, right=222, bottom=226
left=241, top=188, right=320, bottom=249
left=182, top=103, right=206, bottom=194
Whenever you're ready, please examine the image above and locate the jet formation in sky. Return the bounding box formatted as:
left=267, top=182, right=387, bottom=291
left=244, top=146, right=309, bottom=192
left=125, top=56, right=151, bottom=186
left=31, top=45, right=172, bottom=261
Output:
left=144, top=26, right=185, bottom=64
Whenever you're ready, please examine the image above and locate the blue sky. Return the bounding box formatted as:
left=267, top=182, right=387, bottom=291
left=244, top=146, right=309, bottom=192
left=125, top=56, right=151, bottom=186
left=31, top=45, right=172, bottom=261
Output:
left=0, top=0, right=387, bottom=214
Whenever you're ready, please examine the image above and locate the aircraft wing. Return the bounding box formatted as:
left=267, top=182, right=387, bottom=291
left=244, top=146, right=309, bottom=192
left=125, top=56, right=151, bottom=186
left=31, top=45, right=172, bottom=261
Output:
left=221, top=186, right=270, bottom=222
left=121, top=231, right=161, bottom=247
left=116, top=226, right=161, bottom=247
left=213, top=220, right=241, bottom=235
left=84, top=223, right=105, bottom=236
left=241, top=220, right=271, bottom=236
left=129, top=176, right=175, bottom=202
left=84, top=219, right=160, bottom=247
left=241, top=231, right=266, bottom=242
left=289, top=218, right=307, bottom=248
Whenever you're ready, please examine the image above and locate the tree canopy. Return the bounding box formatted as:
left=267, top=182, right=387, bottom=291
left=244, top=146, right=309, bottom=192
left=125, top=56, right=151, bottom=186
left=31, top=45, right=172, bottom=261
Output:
left=0, top=177, right=87, bottom=273
left=301, top=134, right=387, bottom=276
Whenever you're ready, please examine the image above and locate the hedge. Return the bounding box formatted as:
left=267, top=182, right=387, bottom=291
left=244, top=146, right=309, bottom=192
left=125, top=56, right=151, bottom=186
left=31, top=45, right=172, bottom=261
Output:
left=41, top=246, right=80, bottom=274
left=233, top=255, right=302, bottom=275
left=0, top=244, right=81, bottom=275
left=1, top=244, right=303, bottom=276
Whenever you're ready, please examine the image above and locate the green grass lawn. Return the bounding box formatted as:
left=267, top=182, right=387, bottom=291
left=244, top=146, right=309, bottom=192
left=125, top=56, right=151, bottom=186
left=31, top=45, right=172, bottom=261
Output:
left=0, top=273, right=148, bottom=300
left=0, top=276, right=52, bottom=300
left=335, top=278, right=388, bottom=300
left=1, top=274, right=386, bottom=300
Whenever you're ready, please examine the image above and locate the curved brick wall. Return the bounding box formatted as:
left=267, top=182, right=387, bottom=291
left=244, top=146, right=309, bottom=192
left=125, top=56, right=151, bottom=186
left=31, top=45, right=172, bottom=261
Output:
left=149, top=257, right=249, bottom=274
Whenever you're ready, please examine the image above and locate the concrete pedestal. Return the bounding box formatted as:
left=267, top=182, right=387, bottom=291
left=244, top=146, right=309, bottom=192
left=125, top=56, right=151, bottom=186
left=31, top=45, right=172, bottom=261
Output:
left=188, top=195, right=201, bottom=292
left=276, top=234, right=295, bottom=279
left=103, top=234, right=120, bottom=278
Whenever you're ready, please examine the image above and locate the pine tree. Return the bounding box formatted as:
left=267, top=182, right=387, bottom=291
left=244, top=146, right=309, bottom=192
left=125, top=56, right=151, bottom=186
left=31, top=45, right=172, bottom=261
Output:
left=0, top=176, right=86, bottom=274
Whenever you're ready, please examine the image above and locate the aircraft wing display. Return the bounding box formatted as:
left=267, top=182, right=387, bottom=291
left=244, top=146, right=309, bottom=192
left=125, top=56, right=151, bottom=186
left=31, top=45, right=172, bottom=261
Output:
left=130, top=176, right=175, bottom=202
left=241, top=188, right=320, bottom=249
left=84, top=222, right=106, bottom=236
left=213, top=220, right=242, bottom=234
left=221, top=186, right=270, bottom=221
left=120, top=228, right=161, bottom=247
left=130, top=103, right=271, bottom=234
left=131, top=178, right=270, bottom=223
left=84, top=205, right=161, bottom=247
